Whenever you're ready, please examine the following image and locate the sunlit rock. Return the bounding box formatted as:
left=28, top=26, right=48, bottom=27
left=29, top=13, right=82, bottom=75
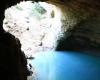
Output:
left=3, top=1, right=64, bottom=57
left=3, top=0, right=100, bottom=57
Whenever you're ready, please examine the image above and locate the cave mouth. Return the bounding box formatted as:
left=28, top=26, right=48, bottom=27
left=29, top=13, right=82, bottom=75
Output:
left=3, top=1, right=63, bottom=57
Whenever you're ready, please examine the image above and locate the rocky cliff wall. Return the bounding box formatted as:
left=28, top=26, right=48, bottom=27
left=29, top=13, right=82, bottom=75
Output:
left=3, top=0, right=100, bottom=57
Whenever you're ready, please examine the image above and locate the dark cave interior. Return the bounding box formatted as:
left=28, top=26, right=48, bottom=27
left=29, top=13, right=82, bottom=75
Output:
left=0, top=0, right=31, bottom=80
left=0, top=0, right=100, bottom=80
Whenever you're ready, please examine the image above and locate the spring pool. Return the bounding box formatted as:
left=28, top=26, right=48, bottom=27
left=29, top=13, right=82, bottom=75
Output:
left=28, top=51, right=100, bottom=80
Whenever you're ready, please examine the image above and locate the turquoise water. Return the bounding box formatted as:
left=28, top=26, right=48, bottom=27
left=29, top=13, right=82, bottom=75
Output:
left=28, top=51, right=100, bottom=80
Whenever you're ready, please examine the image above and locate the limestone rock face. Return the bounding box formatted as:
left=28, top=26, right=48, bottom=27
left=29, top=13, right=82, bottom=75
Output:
left=0, top=0, right=31, bottom=80
left=3, top=0, right=100, bottom=56
left=54, top=0, right=100, bottom=53
left=56, top=16, right=100, bottom=53
left=4, top=1, right=64, bottom=56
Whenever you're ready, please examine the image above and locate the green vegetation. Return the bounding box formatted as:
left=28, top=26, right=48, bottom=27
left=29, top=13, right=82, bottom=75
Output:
left=30, top=3, right=47, bottom=20
left=15, top=5, right=23, bottom=11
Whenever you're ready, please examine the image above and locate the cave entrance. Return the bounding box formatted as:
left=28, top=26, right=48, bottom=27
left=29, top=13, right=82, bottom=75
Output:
left=3, top=1, right=62, bottom=57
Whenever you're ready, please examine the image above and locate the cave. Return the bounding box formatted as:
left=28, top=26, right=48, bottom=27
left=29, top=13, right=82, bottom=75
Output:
left=0, top=0, right=100, bottom=80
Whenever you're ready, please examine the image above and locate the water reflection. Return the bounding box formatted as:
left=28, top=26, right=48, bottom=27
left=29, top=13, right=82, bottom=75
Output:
left=28, top=51, right=100, bottom=80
